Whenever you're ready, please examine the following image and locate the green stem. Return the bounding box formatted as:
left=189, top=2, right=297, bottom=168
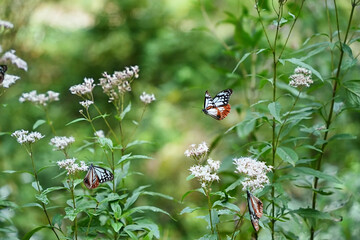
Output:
left=310, top=2, right=356, bottom=239
left=93, top=104, right=120, bottom=144
left=70, top=179, right=78, bottom=240
left=111, top=151, right=116, bottom=193
left=206, top=188, right=215, bottom=235
left=44, top=107, right=56, bottom=135
left=28, top=145, right=60, bottom=240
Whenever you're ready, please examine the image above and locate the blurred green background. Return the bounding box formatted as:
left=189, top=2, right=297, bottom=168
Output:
left=1, top=0, right=360, bottom=239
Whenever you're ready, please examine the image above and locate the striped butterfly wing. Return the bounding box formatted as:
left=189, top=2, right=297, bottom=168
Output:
left=83, top=164, right=113, bottom=189
left=0, top=65, right=7, bottom=83
left=246, top=190, right=263, bottom=232
left=202, top=89, right=233, bottom=120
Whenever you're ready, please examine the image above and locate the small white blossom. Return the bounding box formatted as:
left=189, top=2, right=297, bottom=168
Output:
left=98, top=65, right=139, bottom=102
left=140, top=92, right=156, bottom=104
left=189, top=158, right=221, bottom=188
left=11, top=130, right=44, bottom=145
left=94, top=130, right=105, bottom=138
left=233, top=157, right=273, bottom=191
left=0, top=20, right=14, bottom=29
left=289, top=66, right=313, bottom=87
left=0, top=50, right=27, bottom=71
left=57, top=158, right=88, bottom=175
left=69, top=78, right=95, bottom=96
left=79, top=100, right=93, bottom=109
left=19, top=90, right=60, bottom=106
left=1, top=74, right=20, bottom=88
left=49, top=136, right=75, bottom=151
left=184, top=142, right=209, bottom=160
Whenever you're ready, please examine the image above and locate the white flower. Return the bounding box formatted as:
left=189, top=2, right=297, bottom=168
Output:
left=1, top=74, right=20, bottom=88
left=0, top=20, right=14, bottom=29
left=0, top=50, right=27, bottom=71
left=98, top=66, right=139, bottom=102
left=79, top=100, right=93, bottom=109
left=57, top=158, right=88, bottom=175
left=233, top=157, right=273, bottom=191
left=189, top=158, right=221, bottom=188
left=69, top=78, right=95, bottom=96
left=19, top=90, right=60, bottom=106
left=289, top=66, right=313, bottom=87
left=11, top=130, right=44, bottom=145
left=49, top=136, right=75, bottom=151
left=140, top=92, right=156, bottom=104
left=184, top=142, right=209, bottom=159
left=94, top=130, right=105, bottom=138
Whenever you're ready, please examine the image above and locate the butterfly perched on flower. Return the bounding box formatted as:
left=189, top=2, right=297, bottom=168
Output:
left=83, top=164, right=114, bottom=189
left=246, top=190, right=263, bottom=232
left=202, top=89, right=233, bottom=120
left=0, top=65, right=7, bottom=83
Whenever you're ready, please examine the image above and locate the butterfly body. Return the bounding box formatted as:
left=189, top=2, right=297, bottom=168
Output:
left=246, top=190, right=263, bottom=232
left=83, top=164, right=114, bottom=189
left=0, top=65, right=7, bottom=83
left=202, top=89, right=233, bottom=120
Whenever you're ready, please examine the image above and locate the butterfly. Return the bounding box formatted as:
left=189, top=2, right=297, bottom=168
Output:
left=246, top=190, right=263, bottom=232
left=83, top=164, right=114, bottom=189
left=0, top=65, right=7, bottom=83
left=202, top=89, right=233, bottom=120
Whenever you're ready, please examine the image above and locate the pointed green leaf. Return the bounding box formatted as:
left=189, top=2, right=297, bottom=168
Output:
left=277, top=146, right=298, bottom=166
left=33, top=120, right=46, bottom=130
left=268, top=102, right=282, bottom=122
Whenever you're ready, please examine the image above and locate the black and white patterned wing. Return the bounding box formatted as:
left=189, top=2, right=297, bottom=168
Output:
left=246, top=190, right=263, bottom=232
left=94, top=166, right=114, bottom=183
left=0, top=65, right=7, bottom=83
left=203, top=91, right=215, bottom=109
left=213, top=89, right=233, bottom=107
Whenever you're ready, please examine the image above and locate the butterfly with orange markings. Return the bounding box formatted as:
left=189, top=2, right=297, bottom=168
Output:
left=83, top=164, right=114, bottom=189
left=202, top=89, right=233, bottom=120
left=246, top=190, right=263, bottom=232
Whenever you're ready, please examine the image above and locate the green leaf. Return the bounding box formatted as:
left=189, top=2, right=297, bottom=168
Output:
left=22, top=226, right=53, bottom=240
left=295, top=167, right=341, bottom=184
left=276, top=146, right=298, bottom=166
left=126, top=206, right=174, bottom=220
left=111, top=220, right=123, bottom=232
left=124, top=186, right=150, bottom=210
left=328, top=133, right=357, bottom=142
left=52, top=214, right=64, bottom=228
left=199, top=234, right=218, bottom=240
left=180, top=206, right=202, bottom=215
left=111, top=202, right=122, bottom=220
left=268, top=102, right=282, bottom=122
left=98, top=137, right=113, bottom=150
left=32, top=181, right=42, bottom=192
left=36, top=193, right=49, bottom=205
left=22, top=202, right=43, bottom=209
left=225, top=178, right=243, bottom=192
left=126, top=140, right=150, bottom=148
left=66, top=118, right=87, bottom=126
left=181, top=188, right=206, bottom=202
left=33, top=120, right=46, bottom=130
left=291, top=208, right=335, bottom=220
left=119, top=102, right=131, bottom=120
left=343, top=80, right=360, bottom=106
left=142, top=191, right=174, bottom=200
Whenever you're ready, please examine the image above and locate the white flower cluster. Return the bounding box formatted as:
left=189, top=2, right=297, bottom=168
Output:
left=57, top=158, right=88, bottom=175
left=184, top=142, right=209, bottom=159
left=11, top=130, right=44, bottom=145
left=98, top=65, right=139, bottom=102
left=1, top=74, right=20, bottom=88
left=94, top=130, right=105, bottom=138
left=0, top=50, right=27, bottom=71
left=233, top=157, right=273, bottom=191
left=289, top=66, right=313, bottom=87
left=19, top=90, right=60, bottom=106
left=49, top=136, right=75, bottom=151
left=69, top=78, right=95, bottom=96
left=189, top=158, right=221, bottom=188
left=79, top=100, right=93, bottom=109
left=140, top=92, right=156, bottom=104
left=0, top=20, right=14, bottom=29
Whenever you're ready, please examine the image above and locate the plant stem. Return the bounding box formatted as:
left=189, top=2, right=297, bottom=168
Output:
left=70, top=179, right=78, bottom=240
left=206, top=188, right=215, bottom=234
left=93, top=104, right=120, bottom=144
left=28, top=145, right=60, bottom=240
left=310, top=2, right=356, bottom=239
left=44, top=107, right=56, bottom=135
left=111, top=151, right=116, bottom=193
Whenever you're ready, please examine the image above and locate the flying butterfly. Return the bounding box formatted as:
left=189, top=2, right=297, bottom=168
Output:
left=246, top=190, right=263, bottom=232
left=0, top=65, right=7, bottom=83
left=202, top=89, right=233, bottom=120
left=83, top=164, right=114, bottom=189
